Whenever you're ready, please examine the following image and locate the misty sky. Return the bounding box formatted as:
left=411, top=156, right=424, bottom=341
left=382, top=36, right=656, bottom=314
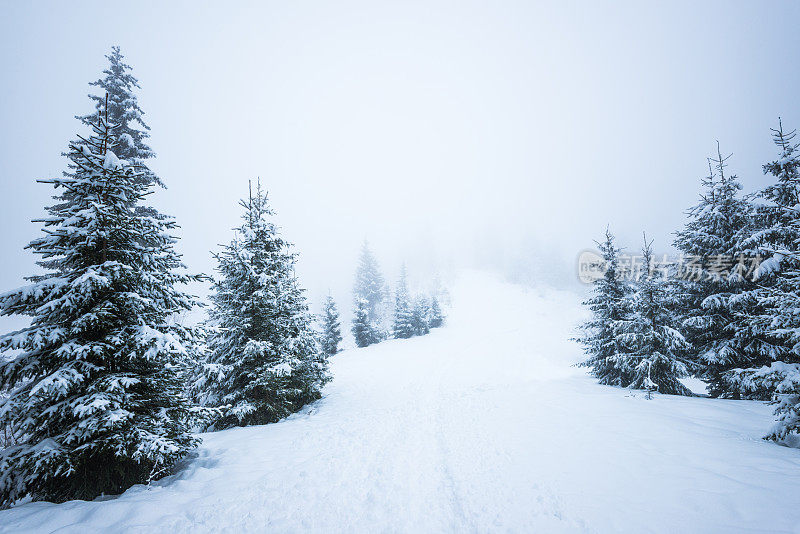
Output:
left=2, top=0, right=800, bottom=324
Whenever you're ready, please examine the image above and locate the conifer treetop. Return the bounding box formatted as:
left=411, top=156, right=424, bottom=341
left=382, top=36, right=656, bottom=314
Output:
left=74, top=46, right=161, bottom=188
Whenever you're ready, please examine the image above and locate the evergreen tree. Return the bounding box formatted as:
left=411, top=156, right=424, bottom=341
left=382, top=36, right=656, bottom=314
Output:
left=431, top=274, right=451, bottom=306
left=733, top=121, right=800, bottom=442
left=0, top=101, right=201, bottom=506
left=320, top=295, right=342, bottom=357
left=613, top=235, right=692, bottom=395
left=428, top=295, right=444, bottom=328
left=411, top=295, right=431, bottom=336
left=353, top=241, right=385, bottom=325
left=673, top=147, right=766, bottom=397
left=576, top=229, right=633, bottom=386
left=352, top=297, right=381, bottom=348
left=198, top=182, right=330, bottom=428
left=392, top=265, right=415, bottom=339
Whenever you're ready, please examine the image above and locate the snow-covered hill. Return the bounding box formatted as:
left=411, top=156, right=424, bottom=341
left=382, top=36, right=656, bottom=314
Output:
left=2, top=271, right=799, bottom=533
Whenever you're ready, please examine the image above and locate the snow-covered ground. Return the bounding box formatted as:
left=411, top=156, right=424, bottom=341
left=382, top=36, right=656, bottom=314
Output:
left=2, top=271, right=800, bottom=533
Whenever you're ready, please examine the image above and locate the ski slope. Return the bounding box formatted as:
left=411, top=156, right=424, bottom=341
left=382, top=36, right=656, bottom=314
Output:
left=2, top=271, right=800, bottom=533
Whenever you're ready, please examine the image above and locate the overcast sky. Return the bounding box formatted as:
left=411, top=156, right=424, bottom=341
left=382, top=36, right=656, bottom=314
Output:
left=2, top=0, right=800, bottom=325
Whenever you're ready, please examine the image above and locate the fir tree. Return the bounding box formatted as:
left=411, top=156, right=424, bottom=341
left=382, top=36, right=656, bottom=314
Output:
left=353, top=241, right=385, bottom=325
left=576, top=229, right=633, bottom=386
left=730, top=361, right=800, bottom=445
left=613, top=235, right=692, bottom=395
left=392, top=265, right=415, bottom=339
left=411, top=295, right=431, bottom=336
left=433, top=274, right=452, bottom=307
left=320, top=295, right=342, bottom=357
left=198, top=182, right=330, bottom=428
left=352, top=297, right=381, bottom=348
left=733, top=121, right=800, bottom=442
left=642, top=363, right=658, bottom=400
left=0, top=100, right=202, bottom=506
left=428, top=295, right=444, bottom=329
left=673, top=146, right=765, bottom=398
left=765, top=371, right=800, bottom=446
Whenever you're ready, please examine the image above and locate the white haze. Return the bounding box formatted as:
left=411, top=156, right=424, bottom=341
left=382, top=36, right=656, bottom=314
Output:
left=1, top=0, right=800, bottom=323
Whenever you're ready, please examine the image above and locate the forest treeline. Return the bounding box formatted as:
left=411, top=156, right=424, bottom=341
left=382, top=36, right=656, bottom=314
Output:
left=579, top=133, right=800, bottom=446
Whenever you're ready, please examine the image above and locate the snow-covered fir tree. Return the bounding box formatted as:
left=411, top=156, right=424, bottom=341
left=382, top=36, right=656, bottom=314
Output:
left=320, top=295, right=342, bottom=357
left=352, top=297, right=382, bottom=348
left=613, top=235, right=692, bottom=395
left=642, top=363, right=658, bottom=400
left=428, top=295, right=444, bottom=328
left=576, top=229, right=633, bottom=386
left=411, top=295, right=431, bottom=336
left=353, top=241, right=385, bottom=325
left=429, top=274, right=452, bottom=310
left=731, top=121, right=800, bottom=442
left=0, top=102, right=202, bottom=506
left=72, top=46, right=162, bottom=191
left=673, top=147, right=766, bottom=398
left=198, top=182, right=330, bottom=428
left=392, top=265, right=415, bottom=339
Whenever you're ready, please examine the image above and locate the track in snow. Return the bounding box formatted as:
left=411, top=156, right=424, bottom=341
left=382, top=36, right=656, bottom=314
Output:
left=2, top=271, right=800, bottom=533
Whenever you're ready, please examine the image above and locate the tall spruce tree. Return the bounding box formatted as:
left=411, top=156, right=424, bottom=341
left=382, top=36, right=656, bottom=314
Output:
left=673, top=147, right=763, bottom=397
left=411, top=295, right=431, bottom=336
left=198, top=182, right=330, bottom=428
left=320, top=295, right=342, bottom=357
left=353, top=241, right=385, bottom=325
left=428, top=295, right=444, bottom=328
left=733, top=121, right=800, bottom=442
left=392, top=265, right=415, bottom=339
left=577, top=229, right=633, bottom=386
left=613, top=235, right=692, bottom=395
left=0, top=101, right=202, bottom=506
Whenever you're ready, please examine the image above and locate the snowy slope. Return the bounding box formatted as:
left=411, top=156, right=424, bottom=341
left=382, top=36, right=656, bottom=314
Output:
left=2, top=271, right=800, bottom=533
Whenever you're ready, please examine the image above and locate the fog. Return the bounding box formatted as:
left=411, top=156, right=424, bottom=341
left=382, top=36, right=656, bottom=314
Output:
left=2, top=0, right=799, bottom=320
